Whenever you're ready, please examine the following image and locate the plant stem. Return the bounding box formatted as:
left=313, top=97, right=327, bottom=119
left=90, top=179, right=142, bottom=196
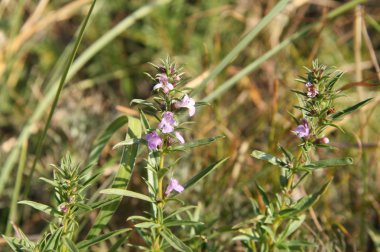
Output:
left=5, top=141, right=27, bottom=236
left=153, top=152, right=165, bottom=251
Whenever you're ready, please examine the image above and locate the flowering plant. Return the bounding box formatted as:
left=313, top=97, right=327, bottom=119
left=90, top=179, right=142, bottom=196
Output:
left=233, top=60, right=372, bottom=251
left=100, top=58, right=228, bottom=251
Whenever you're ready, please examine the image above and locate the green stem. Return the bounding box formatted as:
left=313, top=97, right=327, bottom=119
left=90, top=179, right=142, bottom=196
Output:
left=153, top=152, right=165, bottom=251
left=5, top=141, right=28, bottom=236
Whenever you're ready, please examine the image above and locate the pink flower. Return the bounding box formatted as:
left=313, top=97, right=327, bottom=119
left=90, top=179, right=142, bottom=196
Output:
left=146, top=131, right=162, bottom=150
left=317, top=137, right=330, bottom=144
left=292, top=118, right=310, bottom=138
left=158, top=112, right=177, bottom=133
left=153, top=73, right=174, bottom=94
left=165, top=178, right=184, bottom=195
left=174, top=95, right=196, bottom=117
left=306, top=82, right=318, bottom=98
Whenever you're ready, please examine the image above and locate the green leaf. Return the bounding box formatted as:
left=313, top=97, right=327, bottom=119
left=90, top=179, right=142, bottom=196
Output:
left=368, top=229, right=380, bottom=252
left=161, top=229, right=192, bottom=252
left=134, top=222, right=161, bottom=229
left=18, top=200, right=61, bottom=217
left=290, top=89, right=307, bottom=97
left=2, top=236, right=29, bottom=252
left=302, top=157, right=353, bottom=169
left=77, top=228, right=131, bottom=250
left=130, top=99, right=158, bottom=111
left=331, top=98, right=373, bottom=120
left=127, top=215, right=152, bottom=222
left=256, top=183, right=270, bottom=206
left=170, top=135, right=225, bottom=151
left=184, top=157, right=229, bottom=189
left=279, top=180, right=332, bottom=217
left=278, top=215, right=306, bottom=241
left=45, top=227, right=63, bottom=251
left=326, top=71, right=344, bottom=91
left=86, top=117, right=141, bottom=239
left=251, top=150, right=286, bottom=167
left=84, top=116, right=129, bottom=174
left=164, top=220, right=202, bottom=227
left=39, top=177, right=58, bottom=187
left=100, top=189, right=154, bottom=203
left=139, top=109, right=150, bottom=133
left=62, top=237, right=79, bottom=252
left=112, top=138, right=141, bottom=149
left=278, top=145, right=293, bottom=162
left=19, top=0, right=98, bottom=200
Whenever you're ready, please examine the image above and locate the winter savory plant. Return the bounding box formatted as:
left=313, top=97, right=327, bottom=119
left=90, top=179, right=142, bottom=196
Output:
left=101, top=58, right=228, bottom=251
left=233, top=60, right=372, bottom=251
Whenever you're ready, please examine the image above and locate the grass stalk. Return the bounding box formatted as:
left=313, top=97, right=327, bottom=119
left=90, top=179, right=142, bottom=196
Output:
left=23, top=0, right=98, bottom=200
left=5, top=141, right=28, bottom=236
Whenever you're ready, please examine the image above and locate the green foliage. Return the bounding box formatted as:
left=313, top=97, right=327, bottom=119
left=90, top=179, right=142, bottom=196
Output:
left=238, top=61, right=372, bottom=251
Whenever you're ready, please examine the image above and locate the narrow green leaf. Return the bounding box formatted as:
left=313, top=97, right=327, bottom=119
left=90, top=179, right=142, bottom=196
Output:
left=45, top=227, right=63, bottom=251
left=86, top=117, right=141, bottom=239
left=251, top=150, right=286, bottom=167
left=134, top=222, right=161, bottom=229
left=2, top=235, right=33, bottom=252
left=130, top=99, right=158, bottom=111
left=62, top=237, right=79, bottom=252
left=170, top=135, right=225, bottom=151
left=85, top=116, right=129, bottom=170
left=291, top=89, right=307, bottom=97
left=184, top=157, right=229, bottom=189
left=77, top=228, right=131, bottom=250
left=127, top=215, right=152, bottom=222
left=139, top=109, right=151, bottom=133
left=112, top=138, right=141, bottom=149
left=100, top=188, right=154, bottom=203
left=280, top=180, right=332, bottom=217
left=256, top=183, right=270, bottom=206
left=161, top=229, right=192, bottom=252
left=331, top=98, right=373, bottom=120
left=39, top=177, right=58, bottom=187
left=303, top=157, right=353, bottom=169
left=164, top=220, right=202, bottom=227
left=23, top=0, right=98, bottom=199
left=368, top=229, right=380, bottom=252
left=278, top=215, right=306, bottom=241
left=18, top=200, right=61, bottom=217
left=326, top=71, right=344, bottom=91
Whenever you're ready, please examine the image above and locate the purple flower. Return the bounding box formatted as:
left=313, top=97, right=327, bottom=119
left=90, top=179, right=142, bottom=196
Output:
left=158, top=112, right=177, bottom=133
left=305, top=82, right=318, bottom=98
left=174, top=95, right=196, bottom=117
left=153, top=73, right=174, bottom=94
left=175, top=131, right=185, bottom=144
left=165, top=178, right=184, bottom=195
left=146, top=131, right=162, bottom=150
left=292, top=118, right=310, bottom=138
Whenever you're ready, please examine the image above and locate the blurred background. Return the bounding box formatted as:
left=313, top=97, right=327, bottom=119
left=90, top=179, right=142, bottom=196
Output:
left=0, top=0, right=379, bottom=251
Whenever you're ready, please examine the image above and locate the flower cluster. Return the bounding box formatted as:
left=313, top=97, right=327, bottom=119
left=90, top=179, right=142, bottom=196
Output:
left=291, top=61, right=342, bottom=145
left=143, top=59, right=196, bottom=195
